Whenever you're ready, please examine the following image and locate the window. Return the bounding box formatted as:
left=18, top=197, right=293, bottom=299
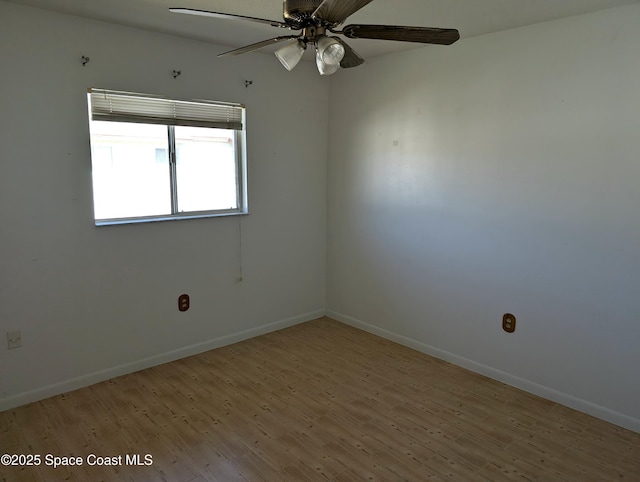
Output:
left=87, top=89, right=247, bottom=225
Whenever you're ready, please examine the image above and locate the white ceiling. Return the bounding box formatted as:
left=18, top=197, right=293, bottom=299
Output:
left=6, top=0, right=640, bottom=60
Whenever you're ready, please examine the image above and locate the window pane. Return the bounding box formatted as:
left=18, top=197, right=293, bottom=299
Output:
left=89, top=121, right=171, bottom=220
left=174, top=126, right=238, bottom=213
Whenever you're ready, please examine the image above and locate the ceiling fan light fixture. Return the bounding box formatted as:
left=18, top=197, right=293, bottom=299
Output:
left=316, top=50, right=340, bottom=76
left=275, top=39, right=306, bottom=71
left=172, top=2, right=461, bottom=76
left=316, top=35, right=345, bottom=66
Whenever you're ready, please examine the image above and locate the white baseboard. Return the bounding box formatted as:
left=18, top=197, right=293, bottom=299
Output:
left=326, top=310, right=640, bottom=433
left=0, top=310, right=324, bottom=412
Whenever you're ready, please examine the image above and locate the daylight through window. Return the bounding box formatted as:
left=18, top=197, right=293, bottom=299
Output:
left=87, top=89, right=247, bottom=225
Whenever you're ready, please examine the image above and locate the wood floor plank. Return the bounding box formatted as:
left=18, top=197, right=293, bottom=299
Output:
left=1, top=317, right=638, bottom=481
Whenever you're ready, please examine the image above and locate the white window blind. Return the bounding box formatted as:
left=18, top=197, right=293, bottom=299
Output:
left=89, top=88, right=244, bottom=130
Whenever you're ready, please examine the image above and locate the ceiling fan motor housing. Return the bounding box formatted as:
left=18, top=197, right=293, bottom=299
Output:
left=283, top=0, right=322, bottom=25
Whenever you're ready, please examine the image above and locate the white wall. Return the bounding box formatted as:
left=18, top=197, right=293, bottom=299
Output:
left=0, top=1, right=328, bottom=408
left=327, top=5, right=640, bottom=431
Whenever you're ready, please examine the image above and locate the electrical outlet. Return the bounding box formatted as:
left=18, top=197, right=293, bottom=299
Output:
left=178, top=294, right=190, bottom=312
left=502, top=313, right=516, bottom=333
left=7, top=331, right=22, bottom=349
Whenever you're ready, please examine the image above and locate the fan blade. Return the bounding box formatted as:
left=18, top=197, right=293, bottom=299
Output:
left=335, top=38, right=365, bottom=68
left=312, top=0, right=375, bottom=25
left=169, top=8, right=292, bottom=29
left=342, top=25, right=460, bottom=45
left=218, top=36, right=301, bottom=57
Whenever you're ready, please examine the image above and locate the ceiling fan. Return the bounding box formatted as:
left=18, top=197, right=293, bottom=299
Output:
left=170, top=0, right=460, bottom=75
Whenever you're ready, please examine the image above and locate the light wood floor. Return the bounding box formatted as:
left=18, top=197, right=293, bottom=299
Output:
left=1, top=317, right=639, bottom=481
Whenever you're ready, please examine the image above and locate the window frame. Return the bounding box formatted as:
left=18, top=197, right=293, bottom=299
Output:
left=87, top=89, right=248, bottom=226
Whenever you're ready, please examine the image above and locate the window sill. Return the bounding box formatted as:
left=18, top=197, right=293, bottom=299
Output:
left=95, top=210, right=248, bottom=226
